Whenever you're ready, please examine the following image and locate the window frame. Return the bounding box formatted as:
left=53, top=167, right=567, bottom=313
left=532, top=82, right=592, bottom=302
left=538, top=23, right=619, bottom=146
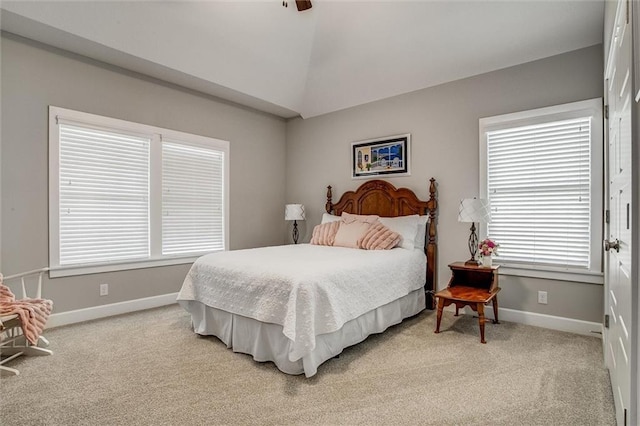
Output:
left=49, top=106, right=230, bottom=278
left=479, top=98, right=603, bottom=283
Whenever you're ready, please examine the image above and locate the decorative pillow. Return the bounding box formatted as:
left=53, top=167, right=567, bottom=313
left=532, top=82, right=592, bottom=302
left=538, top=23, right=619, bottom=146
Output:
left=379, top=215, right=419, bottom=250
left=321, top=213, right=341, bottom=224
left=333, top=220, right=373, bottom=249
left=341, top=212, right=379, bottom=224
left=359, top=221, right=401, bottom=250
left=310, top=221, right=340, bottom=246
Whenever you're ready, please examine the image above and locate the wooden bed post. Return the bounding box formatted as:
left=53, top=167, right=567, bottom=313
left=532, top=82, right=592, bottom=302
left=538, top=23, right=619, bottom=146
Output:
left=325, top=185, right=333, bottom=214
left=426, top=178, right=438, bottom=309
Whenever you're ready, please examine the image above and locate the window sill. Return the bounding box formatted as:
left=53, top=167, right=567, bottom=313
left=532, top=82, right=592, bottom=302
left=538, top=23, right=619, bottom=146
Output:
left=496, top=264, right=604, bottom=285
left=49, top=253, right=219, bottom=278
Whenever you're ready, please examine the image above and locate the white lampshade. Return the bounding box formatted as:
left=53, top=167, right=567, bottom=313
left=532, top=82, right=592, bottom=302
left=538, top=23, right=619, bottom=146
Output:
left=285, top=204, right=306, bottom=221
left=458, top=198, right=491, bottom=223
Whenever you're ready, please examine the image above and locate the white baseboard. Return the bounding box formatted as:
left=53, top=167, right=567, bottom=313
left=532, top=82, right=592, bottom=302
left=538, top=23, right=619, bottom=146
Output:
left=47, top=293, right=179, bottom=329
left=47, top=293, right=603, bottom=338
left=444, top=305, right=603, bottom=338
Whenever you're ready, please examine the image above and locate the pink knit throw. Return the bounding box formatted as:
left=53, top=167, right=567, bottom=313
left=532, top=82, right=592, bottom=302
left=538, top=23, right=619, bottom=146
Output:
left=0, top=276, right=53, bottom=345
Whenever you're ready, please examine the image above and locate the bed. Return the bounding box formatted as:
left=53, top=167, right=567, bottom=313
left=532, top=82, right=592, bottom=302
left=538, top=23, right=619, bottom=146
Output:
left=177, top=178, right=438, bottom=377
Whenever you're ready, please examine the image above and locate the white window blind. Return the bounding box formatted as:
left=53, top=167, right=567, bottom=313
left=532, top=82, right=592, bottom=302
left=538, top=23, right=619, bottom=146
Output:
left=486, top=117, right=593, bottom=269
left=162, top=141, right=225, bottom=255
left=58, top=123, right=150, bottom=265
left=50, top=106, right=229, bottom=277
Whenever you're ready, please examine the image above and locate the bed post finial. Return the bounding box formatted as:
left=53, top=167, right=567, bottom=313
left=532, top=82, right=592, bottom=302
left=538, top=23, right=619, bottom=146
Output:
left=429, top=178, right=436, bottom=201
left=326, top=185, right=333, bottom=213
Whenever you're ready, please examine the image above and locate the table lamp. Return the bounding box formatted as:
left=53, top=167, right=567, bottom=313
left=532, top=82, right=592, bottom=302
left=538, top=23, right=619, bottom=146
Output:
left=458, top=198, right=491, bottom=265
left=285, top=204, right=305, bottom=244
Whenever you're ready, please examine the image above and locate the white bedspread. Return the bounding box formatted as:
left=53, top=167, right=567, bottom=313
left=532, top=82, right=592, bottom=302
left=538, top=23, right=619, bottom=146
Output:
left=177, top=244, right=426, bottom=361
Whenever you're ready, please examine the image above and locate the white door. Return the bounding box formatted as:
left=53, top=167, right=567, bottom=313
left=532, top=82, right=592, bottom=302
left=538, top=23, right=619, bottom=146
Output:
left=604, top=2, right=633, bottom=425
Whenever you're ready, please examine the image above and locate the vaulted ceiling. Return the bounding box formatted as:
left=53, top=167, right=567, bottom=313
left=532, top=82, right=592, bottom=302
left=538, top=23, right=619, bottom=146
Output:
left=1, top=1, right=604, bottom=119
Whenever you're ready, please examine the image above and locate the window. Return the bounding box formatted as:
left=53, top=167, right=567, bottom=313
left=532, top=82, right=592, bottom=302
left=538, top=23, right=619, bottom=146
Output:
left=161, top=141, right=225, bottom=255
left=479, top=98, right=603, bottom=279
left=49, top=106, right=229, bottom=277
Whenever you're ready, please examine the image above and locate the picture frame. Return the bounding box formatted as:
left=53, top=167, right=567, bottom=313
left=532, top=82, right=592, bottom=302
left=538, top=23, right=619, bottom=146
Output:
left=351, top=134, right=410, bottom=179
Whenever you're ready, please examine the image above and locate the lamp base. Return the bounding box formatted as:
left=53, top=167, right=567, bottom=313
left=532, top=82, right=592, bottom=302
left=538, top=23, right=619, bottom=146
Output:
left=292, top=220, right=299, bottom=244
left=465, top=223, right=480, bottom=266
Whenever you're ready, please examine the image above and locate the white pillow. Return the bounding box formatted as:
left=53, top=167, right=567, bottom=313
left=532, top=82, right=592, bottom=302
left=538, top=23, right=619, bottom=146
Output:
left=414, top=215, right=429, bottom=250
left=321, top=213, right=341, bottom=224
left=379, top=215, right=419, bottom=250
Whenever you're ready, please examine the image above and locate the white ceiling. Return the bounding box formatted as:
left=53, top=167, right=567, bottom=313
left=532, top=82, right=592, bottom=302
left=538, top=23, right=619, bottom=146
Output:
left=1, top=1, right=604, bottom=119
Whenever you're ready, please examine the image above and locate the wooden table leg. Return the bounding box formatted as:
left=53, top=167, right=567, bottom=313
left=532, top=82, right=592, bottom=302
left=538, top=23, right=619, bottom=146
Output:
left=434, top=297, right=445, bottom=334
left=477, top=302, right=486, bottom=344
left=492, top=295, right=500, bottom=324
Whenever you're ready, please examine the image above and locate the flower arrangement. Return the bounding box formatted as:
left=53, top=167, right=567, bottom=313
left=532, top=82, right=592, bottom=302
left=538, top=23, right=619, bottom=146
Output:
left=478, top=238, right=499, bottom=257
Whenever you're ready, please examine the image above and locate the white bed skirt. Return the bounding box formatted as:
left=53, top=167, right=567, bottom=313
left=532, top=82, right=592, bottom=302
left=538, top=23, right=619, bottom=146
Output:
left=179, top=288, right=426, bottom=377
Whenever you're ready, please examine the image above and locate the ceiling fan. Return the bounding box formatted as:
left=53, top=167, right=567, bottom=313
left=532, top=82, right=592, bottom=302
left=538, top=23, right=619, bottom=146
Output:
left=282, top=0, right=312, bottom=11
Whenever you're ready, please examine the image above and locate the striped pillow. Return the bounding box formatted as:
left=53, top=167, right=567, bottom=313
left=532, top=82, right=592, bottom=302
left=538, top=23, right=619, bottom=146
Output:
left=359, top=220, right=401, bottom=250
left=310, top=221, right=340, bottom=246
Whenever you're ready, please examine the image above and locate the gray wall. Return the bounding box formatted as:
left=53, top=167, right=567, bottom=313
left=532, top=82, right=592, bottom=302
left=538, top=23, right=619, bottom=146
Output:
left=285, top=45, right=605, bottom=323
left=1, top=34, right=287, bottom=313
left=1, top=33, right=606, bottom=323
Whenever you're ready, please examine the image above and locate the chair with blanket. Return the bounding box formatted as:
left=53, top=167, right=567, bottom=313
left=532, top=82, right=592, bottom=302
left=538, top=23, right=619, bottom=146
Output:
left=0, top=268, right=53, bottom=376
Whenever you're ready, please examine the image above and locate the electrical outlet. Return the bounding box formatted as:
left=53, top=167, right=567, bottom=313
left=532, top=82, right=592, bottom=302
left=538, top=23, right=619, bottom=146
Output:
left=538, top=290, right=548, bottom=304
left=100, top=283, right=109, bottom=296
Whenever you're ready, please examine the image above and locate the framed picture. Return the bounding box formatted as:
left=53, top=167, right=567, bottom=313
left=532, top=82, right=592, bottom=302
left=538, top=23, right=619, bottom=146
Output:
left=351, top=134, right=410, bottom=179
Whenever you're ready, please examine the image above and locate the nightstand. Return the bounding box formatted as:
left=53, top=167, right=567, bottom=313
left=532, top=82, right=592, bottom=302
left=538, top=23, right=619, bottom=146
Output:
left=434, top=262, right=501, bottom=343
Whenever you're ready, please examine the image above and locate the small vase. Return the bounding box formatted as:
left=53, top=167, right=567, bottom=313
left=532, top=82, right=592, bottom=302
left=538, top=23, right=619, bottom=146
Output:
left=481, top=255, right=492, bottom=267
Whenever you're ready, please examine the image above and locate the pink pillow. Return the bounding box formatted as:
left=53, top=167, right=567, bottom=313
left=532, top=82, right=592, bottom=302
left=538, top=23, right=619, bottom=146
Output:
left=359, top=221, right=401, bottom=250
left=333, top=212, right=380, bottom=248
left=334, top=220, right=372, bottom=249
left=310, top=221, right=340, bottom=246
left=341, top=212, right=379, bottom=224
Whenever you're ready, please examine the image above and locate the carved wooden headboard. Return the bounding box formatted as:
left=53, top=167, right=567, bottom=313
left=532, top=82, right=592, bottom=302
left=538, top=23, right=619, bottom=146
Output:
left=325, top=178, right=438, bottom=309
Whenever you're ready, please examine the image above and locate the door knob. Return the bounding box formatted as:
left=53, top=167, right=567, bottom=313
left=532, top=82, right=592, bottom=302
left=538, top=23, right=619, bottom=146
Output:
left=604, top=239, right=620, bottom=252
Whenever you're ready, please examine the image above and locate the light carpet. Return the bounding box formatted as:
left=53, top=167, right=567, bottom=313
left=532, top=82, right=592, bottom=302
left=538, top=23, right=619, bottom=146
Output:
left=0, top=304, right=615, bottom=425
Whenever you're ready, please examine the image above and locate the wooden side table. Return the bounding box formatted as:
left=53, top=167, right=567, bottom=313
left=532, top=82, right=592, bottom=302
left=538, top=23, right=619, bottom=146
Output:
left=434, top=262, right=501, bottom=343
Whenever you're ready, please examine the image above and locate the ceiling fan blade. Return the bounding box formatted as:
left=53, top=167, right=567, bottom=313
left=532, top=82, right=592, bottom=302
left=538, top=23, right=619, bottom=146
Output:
left=296, top=0, right=312, bottom=11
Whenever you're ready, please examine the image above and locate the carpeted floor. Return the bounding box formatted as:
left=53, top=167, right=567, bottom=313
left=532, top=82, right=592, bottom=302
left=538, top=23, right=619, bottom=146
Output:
left=0, top=304, right=615, bottom=425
